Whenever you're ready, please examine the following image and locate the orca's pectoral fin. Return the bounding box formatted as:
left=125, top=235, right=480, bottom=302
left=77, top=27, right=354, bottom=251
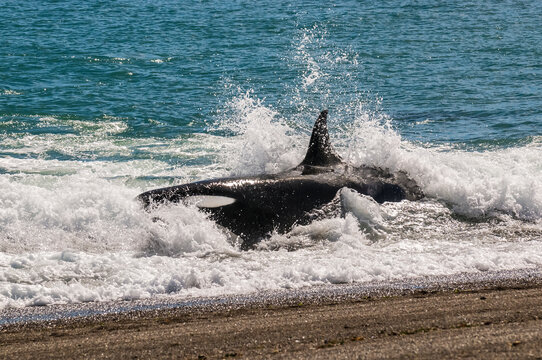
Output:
left=339, top=188, right=389, bottom=239
left=340, top=188, right=380, bottom=219
left=300, top=110, right=343, bottom=167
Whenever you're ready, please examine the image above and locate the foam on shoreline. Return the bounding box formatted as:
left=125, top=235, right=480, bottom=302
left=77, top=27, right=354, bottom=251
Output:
left=2, top=268, right=541, bottom=327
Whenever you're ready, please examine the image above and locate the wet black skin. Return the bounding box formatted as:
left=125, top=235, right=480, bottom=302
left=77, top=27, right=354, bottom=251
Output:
left=137, top=110, right=424, bottom=249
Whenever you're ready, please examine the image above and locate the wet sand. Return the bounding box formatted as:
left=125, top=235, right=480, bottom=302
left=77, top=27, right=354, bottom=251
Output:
left=2, top=272, right=542, bottom=359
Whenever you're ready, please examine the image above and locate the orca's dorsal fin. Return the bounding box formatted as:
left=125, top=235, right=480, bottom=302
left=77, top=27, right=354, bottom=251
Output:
left=301, top=110, right=342, bottom=166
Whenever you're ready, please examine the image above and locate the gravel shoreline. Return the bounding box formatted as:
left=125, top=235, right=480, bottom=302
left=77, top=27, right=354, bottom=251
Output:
left=2, top=269, right=542, bottom=359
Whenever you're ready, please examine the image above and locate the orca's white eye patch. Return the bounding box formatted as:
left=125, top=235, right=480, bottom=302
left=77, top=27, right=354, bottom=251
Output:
left=184, top=195, right=236, bottom=208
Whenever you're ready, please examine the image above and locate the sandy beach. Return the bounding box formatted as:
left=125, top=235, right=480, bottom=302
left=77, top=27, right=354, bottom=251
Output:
left=3, top=1, right=542, bottom=359
left=2, top=272, right=542, bottom=359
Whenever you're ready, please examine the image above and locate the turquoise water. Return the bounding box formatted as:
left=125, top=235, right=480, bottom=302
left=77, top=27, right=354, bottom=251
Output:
left=1, top=1, right=542, bottom=308
left=2, top=1, right=541, bottom=147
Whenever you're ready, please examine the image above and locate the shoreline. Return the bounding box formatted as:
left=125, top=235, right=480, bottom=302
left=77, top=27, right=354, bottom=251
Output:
left=2, top=270, right=542, bottom=358
left=2, top=268, right=542, bottom=327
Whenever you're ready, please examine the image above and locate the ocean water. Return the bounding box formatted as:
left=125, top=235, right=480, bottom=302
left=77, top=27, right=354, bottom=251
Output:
left=1, top=0, right=542, bottom=308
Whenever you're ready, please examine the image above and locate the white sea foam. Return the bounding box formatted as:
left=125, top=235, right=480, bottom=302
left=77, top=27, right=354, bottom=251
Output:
left=1, top=100, right=542, bottom=308
left=1, top=89, right=22, bottom=96
left=339, top=107, right=542, bottom=220
left=214, top=91, right=305, bottom=175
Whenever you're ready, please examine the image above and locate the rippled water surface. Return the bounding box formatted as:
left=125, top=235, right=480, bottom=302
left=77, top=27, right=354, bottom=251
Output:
left=1, top=0, right=541, bottom=308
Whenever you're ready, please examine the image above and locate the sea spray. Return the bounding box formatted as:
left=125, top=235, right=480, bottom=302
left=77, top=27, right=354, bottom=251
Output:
left=2, top=0, right=542, bottom=309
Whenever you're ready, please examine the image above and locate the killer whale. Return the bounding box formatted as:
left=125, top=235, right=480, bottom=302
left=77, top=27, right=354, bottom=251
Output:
left=137, top=110, right=423, bottom=249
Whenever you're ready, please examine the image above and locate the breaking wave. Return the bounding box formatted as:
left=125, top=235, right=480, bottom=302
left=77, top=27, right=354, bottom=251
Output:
left=1, top=95, right=542, bottom=308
